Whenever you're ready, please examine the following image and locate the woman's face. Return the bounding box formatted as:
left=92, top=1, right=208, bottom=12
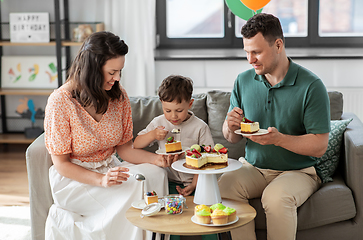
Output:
left=102, top=55, right=125, bottom=91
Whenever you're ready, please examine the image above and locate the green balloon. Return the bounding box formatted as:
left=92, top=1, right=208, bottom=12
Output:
left=225, top=0, right=263, bottom=21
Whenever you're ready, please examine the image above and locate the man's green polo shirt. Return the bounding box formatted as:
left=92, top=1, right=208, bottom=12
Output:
left=229, top=59, right=330, bottom=171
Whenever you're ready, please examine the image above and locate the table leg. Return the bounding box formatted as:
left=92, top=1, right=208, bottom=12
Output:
left=217, top=233, right=223, bottom=240
left=226, top=231, right=232, bottom=240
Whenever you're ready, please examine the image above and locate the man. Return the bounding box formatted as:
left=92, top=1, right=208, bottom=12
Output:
left=218, top=13, right=330, bottom=240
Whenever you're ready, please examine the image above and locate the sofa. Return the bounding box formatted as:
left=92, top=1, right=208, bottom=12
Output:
left=26, top=90, right=363, bottom=240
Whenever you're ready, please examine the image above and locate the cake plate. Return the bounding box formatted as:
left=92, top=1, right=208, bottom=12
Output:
left=172, top=159, right=242, bottom=205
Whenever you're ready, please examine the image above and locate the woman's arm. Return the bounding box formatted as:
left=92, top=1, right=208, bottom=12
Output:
left=117, top=140, right=176, bottom=167
left=51, top=154, right=130, bottom=187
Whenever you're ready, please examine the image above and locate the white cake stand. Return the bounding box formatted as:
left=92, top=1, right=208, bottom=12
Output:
left=172, top=159, right=242, bottom=205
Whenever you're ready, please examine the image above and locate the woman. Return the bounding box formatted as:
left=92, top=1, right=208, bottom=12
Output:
left=44, top=31, right=171, bottom=239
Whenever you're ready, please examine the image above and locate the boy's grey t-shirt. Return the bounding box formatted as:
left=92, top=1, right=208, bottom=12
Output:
left=138, top=111, right=214, bottom=185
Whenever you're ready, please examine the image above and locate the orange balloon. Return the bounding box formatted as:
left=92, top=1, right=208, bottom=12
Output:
left=240, top=0, right=271, bottom=11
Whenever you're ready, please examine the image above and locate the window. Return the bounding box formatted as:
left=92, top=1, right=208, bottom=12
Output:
left=156, top=0, right=363, bottom=49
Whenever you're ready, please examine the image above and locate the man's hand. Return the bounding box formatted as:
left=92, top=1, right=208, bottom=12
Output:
left=245, top=126, right=277, bottom=145
left=226, top=107, right=244, bottom=132
left=223, top=107, right=244, bottom=143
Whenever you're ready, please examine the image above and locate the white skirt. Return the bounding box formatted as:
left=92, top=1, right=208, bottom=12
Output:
left=45, top=155, right=168, bottom=240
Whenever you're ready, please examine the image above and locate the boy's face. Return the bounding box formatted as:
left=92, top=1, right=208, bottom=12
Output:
left=161, top=99, right=194, bottom=126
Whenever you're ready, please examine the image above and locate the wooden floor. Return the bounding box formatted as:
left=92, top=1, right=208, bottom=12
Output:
left=0, top=144, right=30, bottom=206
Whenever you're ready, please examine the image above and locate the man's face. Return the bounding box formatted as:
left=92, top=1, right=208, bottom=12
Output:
left=243, top=32, right=279, bottom=76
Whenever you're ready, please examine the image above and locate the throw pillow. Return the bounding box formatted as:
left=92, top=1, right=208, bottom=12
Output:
left=314, top=118, right=353, bottom=183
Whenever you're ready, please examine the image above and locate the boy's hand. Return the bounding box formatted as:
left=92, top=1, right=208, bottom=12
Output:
left=154, top=126, right=168, bottom=141
left=176, top=184, right=196, bottom=196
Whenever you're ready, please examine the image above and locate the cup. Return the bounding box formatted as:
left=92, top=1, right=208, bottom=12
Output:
left=164, top=194, right=185, bottom=214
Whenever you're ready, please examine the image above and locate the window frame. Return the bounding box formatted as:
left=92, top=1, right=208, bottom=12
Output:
left=156, top=0, right=363, bottom=49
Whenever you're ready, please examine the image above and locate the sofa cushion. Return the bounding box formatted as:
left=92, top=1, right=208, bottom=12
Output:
left=328, top=91, right=343, bottom=120
left=206, top=90, right=246, bottom=160
left=251, top=175, right=356, bottom=230
left=313, top=118, right=353, bottom=183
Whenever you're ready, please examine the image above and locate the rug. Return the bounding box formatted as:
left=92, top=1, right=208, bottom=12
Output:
left=0, top=206, right=31, bottom=240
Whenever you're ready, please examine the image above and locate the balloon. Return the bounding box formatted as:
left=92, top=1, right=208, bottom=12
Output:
left=225, top=0, right=263, bottom=21
left=240, top=0, right=271, bottom=11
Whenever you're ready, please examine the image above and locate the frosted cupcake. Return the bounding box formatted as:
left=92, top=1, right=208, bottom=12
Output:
left=223, top=206, right=237, bottom=222
left=211, top=208, right=228, bottom=225
left=195, top=209, right=212, bottom=224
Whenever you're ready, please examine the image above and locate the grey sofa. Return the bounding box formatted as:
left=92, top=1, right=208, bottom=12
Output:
left=26, top=90, right=362, bottom=240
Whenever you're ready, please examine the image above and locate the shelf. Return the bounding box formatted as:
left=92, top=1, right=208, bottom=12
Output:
left=62, top=41, right=83, bottom=46
left=0, top=133, right=35, bottom=144
left=0, top=41, right=56, bottom=46
left=0, top=89, right=54, bottom=96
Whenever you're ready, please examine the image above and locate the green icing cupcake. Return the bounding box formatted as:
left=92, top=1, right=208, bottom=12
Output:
left=196, top=209, right=211, bottom=216
left=210, top=203, right=226, bottom=211
left=223, top=206, right=236, bottom=215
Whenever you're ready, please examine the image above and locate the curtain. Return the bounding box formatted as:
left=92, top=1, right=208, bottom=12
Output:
left=104, top=0, right=156, bottom=97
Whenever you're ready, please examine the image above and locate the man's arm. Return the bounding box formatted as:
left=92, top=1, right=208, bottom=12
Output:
left=248, top=127, right=329, bottom=158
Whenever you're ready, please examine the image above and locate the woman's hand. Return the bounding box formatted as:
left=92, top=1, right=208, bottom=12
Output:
left=101, top=166, right=130, bottom=188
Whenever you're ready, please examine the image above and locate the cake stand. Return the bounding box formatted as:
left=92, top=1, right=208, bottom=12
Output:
left=172, top=159, right=242, bottom=205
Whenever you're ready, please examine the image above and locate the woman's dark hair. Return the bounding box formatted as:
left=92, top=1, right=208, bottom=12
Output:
left=158, top=75, right=193, bottom=103
left=68, top=31, right=128, bottom=114
left=241, top=13, right=284, bottom=45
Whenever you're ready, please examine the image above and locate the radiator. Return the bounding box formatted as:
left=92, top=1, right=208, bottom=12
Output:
left=328, top=87, right=363, bottom=121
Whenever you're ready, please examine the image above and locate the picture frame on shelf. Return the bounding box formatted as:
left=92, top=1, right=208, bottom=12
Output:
left=10, top=12, right=50, bottom=43
left=1, top=56, right=65, bottom=89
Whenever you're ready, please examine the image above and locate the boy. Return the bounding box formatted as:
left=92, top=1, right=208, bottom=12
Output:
left=134, top=75, right=214, bottom=196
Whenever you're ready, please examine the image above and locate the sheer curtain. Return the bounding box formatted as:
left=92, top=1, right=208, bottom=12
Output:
left=104, top=0, right=156, bottom=97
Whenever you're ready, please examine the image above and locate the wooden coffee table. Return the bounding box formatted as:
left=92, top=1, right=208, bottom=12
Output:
left=126, top=196, right=256, bottom=240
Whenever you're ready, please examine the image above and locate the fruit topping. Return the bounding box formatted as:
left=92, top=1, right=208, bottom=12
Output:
left=242, top=117, right=254, bottom=123
left=214, top=143, right=224, bottom=151
left=218, top=147, right=228, bottom=154
left=166, top=136, right=174, bottom=143
left=204, top=145, right=212, bottom=153
left=146, top=191, right=157, bottom=196
left=191, top=144, right=201, bottom=152
left=171, top=128, right=180, bottom=133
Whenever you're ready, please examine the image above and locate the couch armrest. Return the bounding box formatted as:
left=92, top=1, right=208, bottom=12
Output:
left=341, top=112, right=363, bottom=224
left=26, top=133, right=53, bottom=240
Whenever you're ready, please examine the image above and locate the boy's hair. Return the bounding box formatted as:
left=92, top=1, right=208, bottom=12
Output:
left=241, top=13, right=284, bottom=46
left=158, top=75, right=193, bottom=103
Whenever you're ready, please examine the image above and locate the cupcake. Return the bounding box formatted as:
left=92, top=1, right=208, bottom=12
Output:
left=195, top=209, right=212, bottom=224
left=210, top=203, right=226, bottom=212
left=223, top=206, right=237, bottom=222
left=194, top=204, right=211, bottom=215
left=211, top=208, right=228, bottom=225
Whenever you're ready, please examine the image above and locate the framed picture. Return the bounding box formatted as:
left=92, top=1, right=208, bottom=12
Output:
left=10, top=12, right=50, bottom=43
left=1, top=56, right=64, bottom=89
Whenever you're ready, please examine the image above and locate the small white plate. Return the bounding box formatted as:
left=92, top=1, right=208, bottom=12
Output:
left=155, top=147, right=189, bottom=155
left=191, top=215, right=239, bottom=226
left=131, top=199, right=165, bottom=210
left=234, top=129, right=269, bottom=137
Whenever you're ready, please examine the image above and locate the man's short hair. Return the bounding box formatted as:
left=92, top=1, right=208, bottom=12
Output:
left=241, top=13, right=284, bottom=45
left=158, top=75, right=193, bottom=103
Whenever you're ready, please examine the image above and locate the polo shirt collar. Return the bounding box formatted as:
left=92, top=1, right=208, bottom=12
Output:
left=254, top=58, right=298, bottom=88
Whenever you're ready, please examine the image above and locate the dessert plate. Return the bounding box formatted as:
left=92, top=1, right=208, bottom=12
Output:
left=131, top=199, right=165, bottom=210
left=155, top=147, right=189, bottom=155
left=191, top=215, right=239, bottom=226
left=234, top=129, right=269, bottom=137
